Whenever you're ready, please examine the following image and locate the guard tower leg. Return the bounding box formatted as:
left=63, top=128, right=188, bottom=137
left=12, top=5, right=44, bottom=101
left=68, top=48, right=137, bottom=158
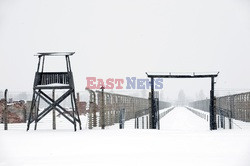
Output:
left=72, top=92, right=82, bottom=130
left=27, top=92, right=37, bottom=131
left=34, top=93, right=41, bottom=130
left=70, top=92, right=77, bottom=131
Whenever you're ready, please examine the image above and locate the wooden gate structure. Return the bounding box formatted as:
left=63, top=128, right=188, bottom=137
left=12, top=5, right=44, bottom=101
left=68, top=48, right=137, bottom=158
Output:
left=146, top=72, right=219, bottom=130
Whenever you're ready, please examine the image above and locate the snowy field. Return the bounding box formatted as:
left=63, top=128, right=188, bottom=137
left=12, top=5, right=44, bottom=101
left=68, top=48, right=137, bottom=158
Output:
left=1, top=107, right=250, bottom=166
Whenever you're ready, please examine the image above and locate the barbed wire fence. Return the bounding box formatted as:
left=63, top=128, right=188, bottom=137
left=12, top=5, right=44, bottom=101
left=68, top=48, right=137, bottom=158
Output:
left=189, top=91, right=250, bottom=129
left=86, top=89, right=171, bottom=129
left=0, top=89, right=171, bottom=130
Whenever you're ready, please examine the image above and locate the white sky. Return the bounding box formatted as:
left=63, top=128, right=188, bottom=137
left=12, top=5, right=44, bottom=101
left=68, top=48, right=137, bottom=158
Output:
left=0, top=0, right=250, bottom=101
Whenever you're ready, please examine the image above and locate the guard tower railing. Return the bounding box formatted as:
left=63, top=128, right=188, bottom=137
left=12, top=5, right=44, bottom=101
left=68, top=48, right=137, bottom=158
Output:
left=34, top=72, right=72, bottom=89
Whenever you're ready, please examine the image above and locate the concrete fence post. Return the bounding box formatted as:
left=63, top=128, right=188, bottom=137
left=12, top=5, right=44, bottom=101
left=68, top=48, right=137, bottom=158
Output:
left=135, top=118, right=137, bottom=129
left=119, top=108, right=125, bottom=129
left=88, top=102, right=93, bottom=129
left=146, top=116, right=149, bottom=129
left=142, top=117, right=144, bottom=129
left=229, top=96, right=233, bottom=129
left=136, top=118, right=139, bottom=129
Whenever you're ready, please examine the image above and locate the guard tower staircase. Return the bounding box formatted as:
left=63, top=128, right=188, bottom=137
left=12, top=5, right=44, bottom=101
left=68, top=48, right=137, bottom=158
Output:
left=27, top=52, right=82, bottom=131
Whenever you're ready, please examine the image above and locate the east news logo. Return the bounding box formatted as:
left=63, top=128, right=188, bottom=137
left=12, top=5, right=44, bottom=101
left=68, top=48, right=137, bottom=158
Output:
left=86, top=77, right=163, bottom=89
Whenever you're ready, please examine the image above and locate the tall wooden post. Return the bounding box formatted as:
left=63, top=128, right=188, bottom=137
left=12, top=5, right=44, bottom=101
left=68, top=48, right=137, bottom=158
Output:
left=210, top=77, right=217, bottom=130
left=156, top=97, right=160, bottom=130
left=101, top=86, right=105, bottom=129
left=150, top=77, right=157, bottom=129
left=3, top=89, right=8, bottom=130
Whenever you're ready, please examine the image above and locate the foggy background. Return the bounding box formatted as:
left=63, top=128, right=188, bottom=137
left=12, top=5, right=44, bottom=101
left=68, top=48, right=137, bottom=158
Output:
left=0, top=0, right=249, bottom=102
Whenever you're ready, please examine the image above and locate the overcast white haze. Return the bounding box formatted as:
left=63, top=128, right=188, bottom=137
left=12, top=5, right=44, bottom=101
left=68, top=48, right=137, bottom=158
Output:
left=0, top=0, right=250, bottom=101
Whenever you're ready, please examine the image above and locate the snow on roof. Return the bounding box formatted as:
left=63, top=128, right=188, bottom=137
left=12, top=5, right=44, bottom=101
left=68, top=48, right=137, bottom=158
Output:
left=35, top=52, right=75, bottom=56
left=147, top=71, right=219, bottom=75
left=146, top=71, right=219, bottom=77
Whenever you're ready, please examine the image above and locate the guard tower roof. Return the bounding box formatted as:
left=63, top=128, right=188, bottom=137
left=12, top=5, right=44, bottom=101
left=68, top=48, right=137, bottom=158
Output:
left=35, top=52, right=75, bottom=56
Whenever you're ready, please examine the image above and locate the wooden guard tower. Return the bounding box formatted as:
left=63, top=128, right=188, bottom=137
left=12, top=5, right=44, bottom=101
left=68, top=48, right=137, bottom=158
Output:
left=27, top=52, right=82, bottom=131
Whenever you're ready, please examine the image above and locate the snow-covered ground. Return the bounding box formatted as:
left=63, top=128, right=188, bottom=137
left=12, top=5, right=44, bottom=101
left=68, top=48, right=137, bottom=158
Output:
left=161, top=107, right=209, bottom=131
left=1, top=107, right=250, bottom=166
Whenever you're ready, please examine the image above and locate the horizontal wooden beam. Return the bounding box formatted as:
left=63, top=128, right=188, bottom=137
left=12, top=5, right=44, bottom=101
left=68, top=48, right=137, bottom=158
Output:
left=35, top=86, right=71, bottom=89
left=146, top=73, right=219, bottom=78
left=35, top=52, right=75, bottom=56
